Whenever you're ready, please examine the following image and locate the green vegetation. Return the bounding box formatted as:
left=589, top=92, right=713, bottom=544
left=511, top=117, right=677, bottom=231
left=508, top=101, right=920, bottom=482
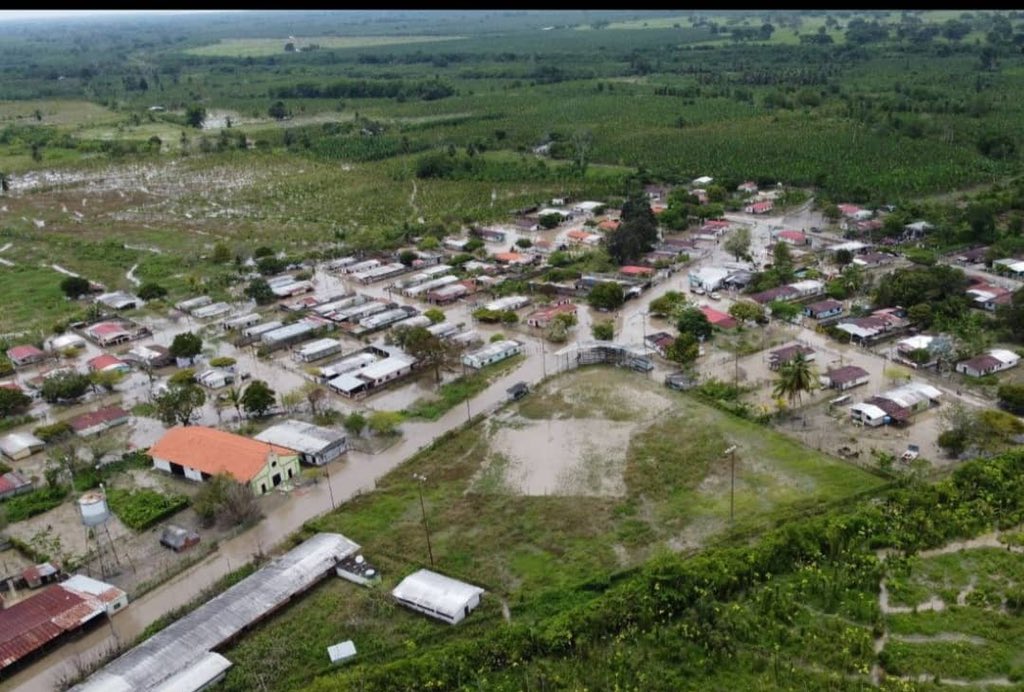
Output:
left=105, top=487, right=189, bottom=531
left=403, top=354, right=525, bottom=421
left=216, top=367, right=885, bottom=690
left=1, top=485, right=68, bottom=522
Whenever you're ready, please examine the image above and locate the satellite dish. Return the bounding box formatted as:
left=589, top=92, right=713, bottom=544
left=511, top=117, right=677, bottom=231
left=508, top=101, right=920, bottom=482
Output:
left=355, top=555, right=364, bottom=564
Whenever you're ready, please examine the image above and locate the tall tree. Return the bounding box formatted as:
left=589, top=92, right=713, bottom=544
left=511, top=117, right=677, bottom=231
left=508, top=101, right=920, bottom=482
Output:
left=60, top=275, right=91, bottom=299
left=154, top=383, right=206, bottom=427
left=170, top=331, right=203, bottom=361
left=606, top=189, right=658, bottom=264
left=723, top=226, right=752, bottom=261
left=241, top=380, right=276, bottom=418
left=401, top=327, right=458, bottom=385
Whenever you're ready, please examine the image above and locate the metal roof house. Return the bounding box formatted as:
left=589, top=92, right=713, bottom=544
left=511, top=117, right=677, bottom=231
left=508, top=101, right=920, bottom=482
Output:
left=69, top=406, right=129, bottom=437
left=255, top=420, right=346, bottom=466
left=955, top=349, right=1021, bottom=378
left=294, top=338, right=343, bottom=363
left=0, top=432, right=45, bottom=461
left=71, top=533, right=359, bottom=692
left=462, top=340, right=523, bottom=369
left=0, top=471, right=33, bottom=500
left=822, top=365, right=870, bottom=391
left=391, top=569, right=485, bottom=625
left=0, top=577, right=127, bottom=676
left=192, top=302, right=233, bottom=320
left=95, top=291, right=141, bottom=311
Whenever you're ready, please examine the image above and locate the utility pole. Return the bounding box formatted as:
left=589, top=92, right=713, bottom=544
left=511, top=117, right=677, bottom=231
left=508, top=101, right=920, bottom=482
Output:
left=723, top=445, right=737, bottom=523
left=326, top=464, right=336, bottom=510
left=412, top=473, right=434, bottom=568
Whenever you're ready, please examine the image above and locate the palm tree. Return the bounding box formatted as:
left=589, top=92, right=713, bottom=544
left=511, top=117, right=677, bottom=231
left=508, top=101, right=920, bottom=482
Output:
left=772, top=352, right=817, bottom=421
left=223, top=385, right=244, bottom=422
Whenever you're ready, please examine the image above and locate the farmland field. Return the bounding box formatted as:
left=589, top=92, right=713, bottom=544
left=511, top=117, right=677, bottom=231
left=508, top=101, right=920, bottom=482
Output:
left=184, top=35, right=467, bottom=57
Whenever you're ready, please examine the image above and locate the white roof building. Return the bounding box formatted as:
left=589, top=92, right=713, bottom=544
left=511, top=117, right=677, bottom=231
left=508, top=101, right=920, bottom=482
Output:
left=573, top=200, right=604, bottom=214
left=192, top=302, right=233, bottom=320
left=95, top=291, right=141, bottom=310
left=243, top=321, right=283, bottom=338
left=896, top=335, right=934, bottom=352
left=391, top=569, right=485, bottom=625
left=0, top=432, right=45, bottom=461
left=484, top=296, right=531, bottom=312
left=994, top=258, right=1024, bottom=275
left=175, top=296, right=212, bottom=313
left=49, top=333, right=87, bottom=351
left=294, top=338, right=343, bottom=363
left=688, top=266, right=730, bottom=291
left=255, top=420, right=346, bottom=466
left=462, top=339, right=522, bottom=369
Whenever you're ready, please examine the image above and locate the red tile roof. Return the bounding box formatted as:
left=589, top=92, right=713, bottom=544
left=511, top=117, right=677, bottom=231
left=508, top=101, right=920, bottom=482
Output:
left=0, top=382, right=22, bottom=392
left=149, top=426, right=293, bottom=483
left=598, top=219, right=620, bottom=231
left=778, top=230, right=806, bottom=243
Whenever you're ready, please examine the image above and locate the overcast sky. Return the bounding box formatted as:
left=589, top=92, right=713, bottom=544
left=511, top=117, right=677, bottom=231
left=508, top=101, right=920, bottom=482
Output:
left=0, top=10, right=230, bottom=22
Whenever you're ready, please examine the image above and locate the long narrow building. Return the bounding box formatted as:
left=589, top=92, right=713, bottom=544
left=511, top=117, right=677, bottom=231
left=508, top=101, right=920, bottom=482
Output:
left=71, top=533, right=360, bottom=692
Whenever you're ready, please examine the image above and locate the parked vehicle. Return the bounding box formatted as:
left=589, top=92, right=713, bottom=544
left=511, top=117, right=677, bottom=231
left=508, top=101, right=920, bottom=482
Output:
left=900, top=444, right=920, bottom=463
left=709, top=291, right=721, bottom=301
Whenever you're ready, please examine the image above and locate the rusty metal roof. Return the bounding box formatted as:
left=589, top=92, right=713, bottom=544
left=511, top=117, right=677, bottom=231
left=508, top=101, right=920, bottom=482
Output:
left=0, top=586, right=93, bottom=671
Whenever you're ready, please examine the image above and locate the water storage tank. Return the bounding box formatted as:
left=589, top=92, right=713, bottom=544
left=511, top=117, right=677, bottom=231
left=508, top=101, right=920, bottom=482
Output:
left=78, top=490, right=110, bottom=527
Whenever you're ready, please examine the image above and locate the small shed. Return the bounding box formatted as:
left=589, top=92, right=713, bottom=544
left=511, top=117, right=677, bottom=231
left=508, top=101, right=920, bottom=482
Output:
left=327, top=640, right=357, bottom=665
left=391, top=569, right=485, bottom=625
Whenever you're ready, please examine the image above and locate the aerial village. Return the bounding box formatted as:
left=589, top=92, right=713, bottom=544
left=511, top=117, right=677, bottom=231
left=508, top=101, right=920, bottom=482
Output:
left=1, top=170, right=1023, bottom=689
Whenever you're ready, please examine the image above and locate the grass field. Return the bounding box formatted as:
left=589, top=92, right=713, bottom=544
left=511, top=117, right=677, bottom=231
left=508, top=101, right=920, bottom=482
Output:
left=0, top=100, right=119, bottom=128
left=881, top=547, right=1024, bottom=683
left=184, top=35, right=467, bottom=57
left=215, top=366, right=883, bottom=691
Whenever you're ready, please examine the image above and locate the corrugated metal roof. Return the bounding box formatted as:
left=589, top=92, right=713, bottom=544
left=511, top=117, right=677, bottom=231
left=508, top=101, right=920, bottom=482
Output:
left=72, top=533, right=359, bottom=692
left=255, top=420, right=345, bottom=455
left=0, top=584, right=107, bottom=671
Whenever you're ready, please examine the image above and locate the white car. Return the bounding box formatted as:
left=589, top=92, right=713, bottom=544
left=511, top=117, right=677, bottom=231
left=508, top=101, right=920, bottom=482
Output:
left=692, top=286, right=706, bottom=295
left=709, top=291, right=722, bottom=301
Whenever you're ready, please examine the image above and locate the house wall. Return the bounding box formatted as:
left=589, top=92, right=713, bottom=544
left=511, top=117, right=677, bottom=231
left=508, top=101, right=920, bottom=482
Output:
left=184, top=466, right=204, bottom=482
left=249, top=454, right=300, bottom=495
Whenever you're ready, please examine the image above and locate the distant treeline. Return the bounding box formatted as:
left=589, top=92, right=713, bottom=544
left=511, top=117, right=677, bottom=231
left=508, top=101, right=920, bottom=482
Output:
left=269, top=79, right=455, bottom=101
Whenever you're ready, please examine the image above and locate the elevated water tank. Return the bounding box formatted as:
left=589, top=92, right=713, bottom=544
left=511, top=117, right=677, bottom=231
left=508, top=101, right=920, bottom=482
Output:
left=78, top=490, right=110, bottom=527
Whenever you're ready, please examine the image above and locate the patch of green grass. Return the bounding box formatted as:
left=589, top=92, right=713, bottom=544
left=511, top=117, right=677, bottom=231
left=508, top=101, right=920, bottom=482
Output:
left=403, top=354, right=525, bottom=421
left=887, top=548, right=1024, bottom=608
left=2, top=486, right=69, bottom=523
left=880, top=638, right=1024, bottom=681
left=184, top=35, right=466, bottom=57
left=105, top=487, right=189, bottom=531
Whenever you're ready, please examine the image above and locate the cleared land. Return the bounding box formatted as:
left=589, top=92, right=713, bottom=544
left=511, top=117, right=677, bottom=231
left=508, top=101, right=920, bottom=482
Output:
left=214, top=366, right=883, bottom=691
left=185, top=35, right=466, bottom=57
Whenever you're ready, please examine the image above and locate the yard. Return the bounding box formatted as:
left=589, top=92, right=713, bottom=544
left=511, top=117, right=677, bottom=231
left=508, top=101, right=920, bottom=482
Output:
left=216, top=365, right=884, bottom=691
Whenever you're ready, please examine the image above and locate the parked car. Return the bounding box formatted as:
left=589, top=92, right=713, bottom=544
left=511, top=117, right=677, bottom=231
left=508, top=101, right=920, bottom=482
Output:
left=709, top=291, right=721, bottom=301
left=692, top=286, right=706, bottom=295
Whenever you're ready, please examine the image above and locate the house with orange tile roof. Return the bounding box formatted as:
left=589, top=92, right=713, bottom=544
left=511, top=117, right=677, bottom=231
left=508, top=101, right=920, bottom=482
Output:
left=149, top=426, right=299, bottom=496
